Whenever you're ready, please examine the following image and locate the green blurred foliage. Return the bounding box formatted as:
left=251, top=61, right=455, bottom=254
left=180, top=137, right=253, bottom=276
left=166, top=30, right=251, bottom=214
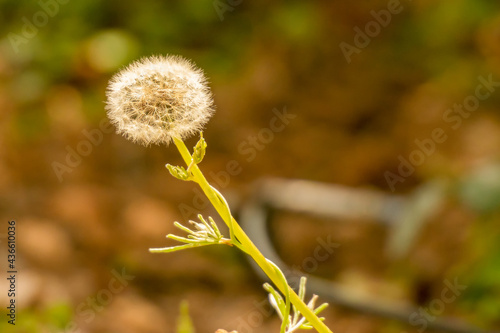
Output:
left=176, top=301, right=196, bottom=333
left=459, top=214, right=500, bottom=326
left=0, top=302, right=73, bottom=333
left=459, top=163, right=500, bottom=213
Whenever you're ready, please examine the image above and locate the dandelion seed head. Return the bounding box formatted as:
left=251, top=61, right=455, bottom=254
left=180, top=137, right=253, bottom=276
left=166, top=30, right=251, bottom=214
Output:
left=105, top=55, right=215, bottom=146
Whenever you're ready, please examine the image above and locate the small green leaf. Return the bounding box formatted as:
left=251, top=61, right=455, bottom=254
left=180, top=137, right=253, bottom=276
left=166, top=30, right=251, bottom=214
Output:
left=263, top=283, right=287, bottom=318
left=166, top=164, right=190, bottom=180
left=192, top=132, right=207, bottom=164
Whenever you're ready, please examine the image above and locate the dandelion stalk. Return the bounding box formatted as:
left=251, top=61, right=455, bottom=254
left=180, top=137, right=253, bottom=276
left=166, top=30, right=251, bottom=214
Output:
left=172, top=136, right=332, bottom=333
left=105, top=55, right=332, bottom=333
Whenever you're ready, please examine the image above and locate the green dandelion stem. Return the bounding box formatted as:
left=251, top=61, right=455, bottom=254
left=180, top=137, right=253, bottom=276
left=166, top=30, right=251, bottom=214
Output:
left=172, top=136, right=333, bottom=333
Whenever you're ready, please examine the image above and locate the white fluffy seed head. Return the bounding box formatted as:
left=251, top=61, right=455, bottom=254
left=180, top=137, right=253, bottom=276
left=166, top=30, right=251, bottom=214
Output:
left=105, top=55, right=215, bottom=146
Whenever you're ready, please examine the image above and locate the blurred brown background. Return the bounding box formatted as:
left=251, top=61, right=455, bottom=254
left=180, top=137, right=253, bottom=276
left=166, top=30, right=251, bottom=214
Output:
left=1, top=0, right=500, bottom=332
